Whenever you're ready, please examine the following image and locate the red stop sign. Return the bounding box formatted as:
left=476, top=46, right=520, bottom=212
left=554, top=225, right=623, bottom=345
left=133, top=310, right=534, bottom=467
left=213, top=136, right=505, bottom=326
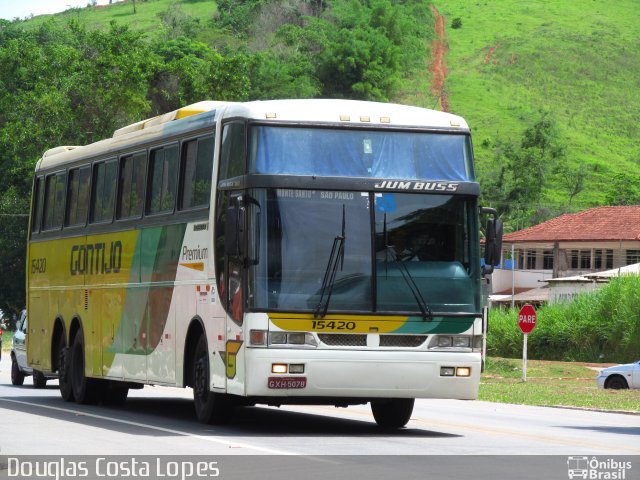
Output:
left=518, top=304, right=537, bottom=334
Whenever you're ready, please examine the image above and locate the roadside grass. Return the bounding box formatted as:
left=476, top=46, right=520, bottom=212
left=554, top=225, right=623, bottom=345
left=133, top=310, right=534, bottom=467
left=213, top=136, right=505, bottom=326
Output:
left=1, top=331, right=13, bottom=352
left=481, top=357, right=640, bottom=413
left=487, top=276, right=640, bottom=364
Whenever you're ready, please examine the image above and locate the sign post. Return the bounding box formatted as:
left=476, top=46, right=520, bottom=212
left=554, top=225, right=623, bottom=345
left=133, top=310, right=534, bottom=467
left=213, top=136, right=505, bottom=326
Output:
left=517, top=304, right=537, bottom=382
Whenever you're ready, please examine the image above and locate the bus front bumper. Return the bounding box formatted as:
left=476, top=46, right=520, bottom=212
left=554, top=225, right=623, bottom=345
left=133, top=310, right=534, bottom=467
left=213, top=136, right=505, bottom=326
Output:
left=244, top=348, right=481, bottom=400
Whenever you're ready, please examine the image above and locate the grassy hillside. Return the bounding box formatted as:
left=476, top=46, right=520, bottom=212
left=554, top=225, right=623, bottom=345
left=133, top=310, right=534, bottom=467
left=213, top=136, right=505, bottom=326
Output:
left=25, top=0, right=217, bottom=39
left=432, top=0, right=640, bottom=208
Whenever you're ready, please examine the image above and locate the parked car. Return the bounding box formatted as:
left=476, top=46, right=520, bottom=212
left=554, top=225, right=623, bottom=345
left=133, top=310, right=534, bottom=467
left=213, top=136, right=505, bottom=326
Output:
left=596, top=361, right=640, bottom=389
left=11, top=310, right=56, bottom=388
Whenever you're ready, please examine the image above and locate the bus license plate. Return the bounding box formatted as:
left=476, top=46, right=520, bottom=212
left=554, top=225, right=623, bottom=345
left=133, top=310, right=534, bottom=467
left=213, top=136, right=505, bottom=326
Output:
left=267, top=377, right=307, bottom=389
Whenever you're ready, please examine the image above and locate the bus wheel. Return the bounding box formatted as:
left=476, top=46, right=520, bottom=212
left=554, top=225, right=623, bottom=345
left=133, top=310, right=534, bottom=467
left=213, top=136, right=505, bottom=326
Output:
left=371, top=398, right=415, bottom=428
left=58, top=335, right=74, bottom=402
left=70, top=330, right=102, bottom=405
left=33, top=370, right=47, bottom=389
left=11, top=355, right=25, bottom=386
left=193, top=335, right=232, bottom=424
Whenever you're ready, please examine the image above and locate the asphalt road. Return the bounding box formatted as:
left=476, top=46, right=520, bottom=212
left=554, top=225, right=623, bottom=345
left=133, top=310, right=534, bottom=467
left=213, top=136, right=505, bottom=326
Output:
left=0, top=354, right=638, bottom=457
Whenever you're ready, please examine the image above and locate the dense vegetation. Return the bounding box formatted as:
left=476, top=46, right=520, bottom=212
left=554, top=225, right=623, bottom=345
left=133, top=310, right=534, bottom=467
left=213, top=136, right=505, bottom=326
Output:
left=0, top=0, right=638, bottom=313
left=0, top=0, right=431, bottom=313
left=487, top=276, right=640, bottom=363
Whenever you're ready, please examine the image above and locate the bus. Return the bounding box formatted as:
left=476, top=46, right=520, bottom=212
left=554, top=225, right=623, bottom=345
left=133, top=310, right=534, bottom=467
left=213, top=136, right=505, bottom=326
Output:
left=27, top=99, right=502, bottom=428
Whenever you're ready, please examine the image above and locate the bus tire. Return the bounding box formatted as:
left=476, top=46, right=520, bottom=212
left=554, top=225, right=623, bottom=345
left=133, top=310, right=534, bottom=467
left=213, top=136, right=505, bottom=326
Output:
left=58, top=335, right=74, bottom=402
left=11, top=355, right=25, bottom=386
left=192, top=335, right=232, bottom=424
left=371, top=398, right=415, bottom=428
left=33, top=370, right=47, bottom=389
left=70, top=330, right=102, bottom=405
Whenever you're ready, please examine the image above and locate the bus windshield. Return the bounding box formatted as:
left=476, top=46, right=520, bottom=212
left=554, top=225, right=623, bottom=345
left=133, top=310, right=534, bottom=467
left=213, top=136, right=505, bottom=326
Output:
left=249, top=126, right=474, bottom=181
left=249, top=189, right=480, bottom=315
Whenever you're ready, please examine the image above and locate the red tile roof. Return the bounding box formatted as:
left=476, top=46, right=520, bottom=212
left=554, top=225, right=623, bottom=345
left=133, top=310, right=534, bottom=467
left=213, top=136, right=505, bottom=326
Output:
left=502, top=206, right=640, bottom=243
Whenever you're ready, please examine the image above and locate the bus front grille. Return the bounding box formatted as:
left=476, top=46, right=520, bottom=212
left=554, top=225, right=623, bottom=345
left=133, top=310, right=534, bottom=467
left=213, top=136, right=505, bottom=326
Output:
left=379, top=335, right=428, bottom=348
left=317, top=334, right=428, bottom=348
left=318, top=334, right=366, bottom=347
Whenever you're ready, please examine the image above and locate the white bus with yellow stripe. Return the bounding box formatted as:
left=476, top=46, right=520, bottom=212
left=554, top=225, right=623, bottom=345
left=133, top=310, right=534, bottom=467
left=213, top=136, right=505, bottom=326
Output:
left=27, top=100, right=501, bottom=428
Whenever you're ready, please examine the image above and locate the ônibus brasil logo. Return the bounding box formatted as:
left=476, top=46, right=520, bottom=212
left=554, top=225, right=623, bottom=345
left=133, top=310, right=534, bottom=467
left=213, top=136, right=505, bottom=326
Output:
left=567, top=456, right=633, bottom=480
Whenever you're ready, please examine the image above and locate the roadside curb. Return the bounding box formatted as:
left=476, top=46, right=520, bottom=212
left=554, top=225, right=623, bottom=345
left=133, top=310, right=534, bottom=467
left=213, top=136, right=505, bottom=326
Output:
left=548, top=404, right=640, bottom=416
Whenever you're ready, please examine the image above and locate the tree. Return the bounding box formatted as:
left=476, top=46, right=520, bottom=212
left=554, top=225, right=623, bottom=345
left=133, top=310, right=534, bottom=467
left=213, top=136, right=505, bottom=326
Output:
left=149, top=37, right=251, bottom=114
left=556, top=164, right=587, bottom=205
left=480, top=112, right=567, bottom=226
left=604, top=173, right=640, bottom=205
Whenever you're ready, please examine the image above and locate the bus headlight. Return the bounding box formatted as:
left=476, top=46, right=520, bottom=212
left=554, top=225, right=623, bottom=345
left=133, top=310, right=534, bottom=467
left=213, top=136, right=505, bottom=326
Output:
left=429, top=335, right=473, bottom=351
left=268, top=332, right=318, bottom=348
left=269, top=332, right=287, bottom=344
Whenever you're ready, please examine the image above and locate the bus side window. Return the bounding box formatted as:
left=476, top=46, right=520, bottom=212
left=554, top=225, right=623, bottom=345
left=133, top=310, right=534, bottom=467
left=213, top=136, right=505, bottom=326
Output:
left=179, top=135, right=213, bottom=210
left=31, top=177, right=44, bottom=234
left=43, top=172, right=67, bottom=231
left=117, top=152, right=146, bottom=219
left=220, top=123, right=245, bottom=180
left=148, top=145, right=179, bottom=215
left=91, top=160, right=118, bottom=223
left=66, top=166, right=91, bottom=227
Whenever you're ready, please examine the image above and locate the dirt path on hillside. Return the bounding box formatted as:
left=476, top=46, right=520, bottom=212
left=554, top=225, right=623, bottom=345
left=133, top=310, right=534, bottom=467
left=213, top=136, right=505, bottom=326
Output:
left=429, top=4, right=448, bottom=112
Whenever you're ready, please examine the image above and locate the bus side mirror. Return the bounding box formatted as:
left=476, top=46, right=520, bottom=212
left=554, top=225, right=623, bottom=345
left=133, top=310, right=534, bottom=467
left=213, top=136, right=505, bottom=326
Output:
left=481, top=207, right=503, bottom=275
left=224, top=205, right=245, bottom=257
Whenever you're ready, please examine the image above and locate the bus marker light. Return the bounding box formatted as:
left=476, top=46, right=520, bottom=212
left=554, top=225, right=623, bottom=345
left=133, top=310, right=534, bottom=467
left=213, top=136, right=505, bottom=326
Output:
left=440, top=367, right=455, bottom=377
left=360, top=116, right=371, bottom=122
left=456, top=367, right=471, bottom=377
left=265, top=112, right=277, bottom=118
left=250, top=330, right=266, bottom=345
left=339, top=115, right=351, bottom=122
left=289, top=364, right=305, bottom=374
left=272, top=364, right=288, bottom=374
left=380, top=117, right=391, bottom=123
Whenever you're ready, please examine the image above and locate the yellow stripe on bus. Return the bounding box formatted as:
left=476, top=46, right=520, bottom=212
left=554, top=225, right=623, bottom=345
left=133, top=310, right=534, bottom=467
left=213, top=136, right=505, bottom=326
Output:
left=268, top=313, right=409, bottom=333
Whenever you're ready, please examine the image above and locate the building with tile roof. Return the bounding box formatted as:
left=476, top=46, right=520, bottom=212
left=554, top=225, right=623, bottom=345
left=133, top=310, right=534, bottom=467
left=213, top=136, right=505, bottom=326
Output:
left=491, top=206, right=640, bottom=298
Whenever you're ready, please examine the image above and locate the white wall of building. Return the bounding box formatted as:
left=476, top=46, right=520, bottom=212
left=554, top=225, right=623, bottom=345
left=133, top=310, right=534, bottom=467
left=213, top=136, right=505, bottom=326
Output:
left=491, top=269, right=551, bottom=293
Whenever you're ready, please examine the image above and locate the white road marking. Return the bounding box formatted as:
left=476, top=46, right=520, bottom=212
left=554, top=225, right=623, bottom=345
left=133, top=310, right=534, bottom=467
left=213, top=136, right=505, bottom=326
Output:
left=0, top=397, right=293, bottom=455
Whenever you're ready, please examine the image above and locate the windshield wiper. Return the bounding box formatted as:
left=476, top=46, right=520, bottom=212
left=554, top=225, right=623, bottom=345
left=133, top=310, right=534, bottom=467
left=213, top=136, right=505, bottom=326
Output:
left=314, top=205, right=346, bottom=318
left=382, top=214, right=432, bottom=321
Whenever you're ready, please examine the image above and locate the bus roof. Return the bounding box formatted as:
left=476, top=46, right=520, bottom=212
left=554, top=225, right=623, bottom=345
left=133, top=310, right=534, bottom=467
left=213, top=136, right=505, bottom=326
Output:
left=36, top=99, right=469, bottom=173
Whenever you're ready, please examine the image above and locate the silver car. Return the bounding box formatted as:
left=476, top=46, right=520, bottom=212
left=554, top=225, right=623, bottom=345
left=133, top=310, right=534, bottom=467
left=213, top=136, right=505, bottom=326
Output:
left=11, top=310, right=56, bottom=388
left=596, top=361, right=640, bottom=389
